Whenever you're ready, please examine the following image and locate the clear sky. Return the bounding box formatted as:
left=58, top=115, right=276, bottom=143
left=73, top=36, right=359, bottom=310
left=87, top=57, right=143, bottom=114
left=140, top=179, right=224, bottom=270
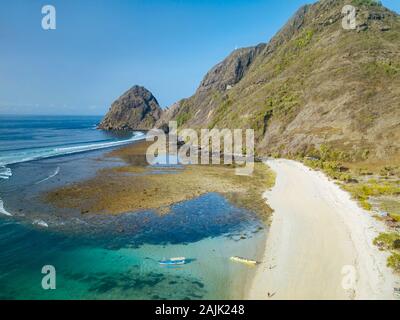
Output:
left=0, top=0, right=399, bottom=115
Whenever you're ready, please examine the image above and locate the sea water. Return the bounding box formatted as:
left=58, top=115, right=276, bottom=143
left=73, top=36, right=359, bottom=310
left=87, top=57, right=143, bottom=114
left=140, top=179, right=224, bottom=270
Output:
left=0, top=115, right=267, bottom=300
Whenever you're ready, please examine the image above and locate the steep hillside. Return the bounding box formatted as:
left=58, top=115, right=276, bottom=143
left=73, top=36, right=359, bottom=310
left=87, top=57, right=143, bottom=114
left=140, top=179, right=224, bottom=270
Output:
left=162, top=0, right=400, bottom=164
left=99, top=85, right=162, bottom=130
left=156, top=43, right=266, bottom=128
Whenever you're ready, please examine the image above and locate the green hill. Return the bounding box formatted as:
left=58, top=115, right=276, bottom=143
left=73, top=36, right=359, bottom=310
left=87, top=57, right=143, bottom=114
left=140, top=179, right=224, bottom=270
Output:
left=159, top=0, right=400, bottom=165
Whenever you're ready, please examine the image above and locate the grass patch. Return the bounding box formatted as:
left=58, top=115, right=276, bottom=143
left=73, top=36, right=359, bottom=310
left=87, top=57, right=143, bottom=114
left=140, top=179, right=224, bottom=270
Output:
left=387, top=253, right=400, bottom=272
left=344, top=182, right=400, bottom=211
left=374, top=233, right=400, bottom=272
left=379, top=198, right=400, bottom=222
left=296, top=30, right=314, bottom=49
left=176, top=112, right=191, bottom=127
left=273, top=29, right=315, bottom=76
left=362, top=61, right=400, bottom=78
left=304, top=158, right=355, bottom=182
left=374, top=233, right=400, bottom=250
left=209, top=98, right=233, bottom=129
left=300, top=145, right=400, bottom=211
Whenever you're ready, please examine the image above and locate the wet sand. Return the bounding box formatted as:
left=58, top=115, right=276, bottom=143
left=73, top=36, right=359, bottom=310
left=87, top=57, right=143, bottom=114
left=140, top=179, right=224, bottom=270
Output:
left=44, top=141, right=275, bottom=219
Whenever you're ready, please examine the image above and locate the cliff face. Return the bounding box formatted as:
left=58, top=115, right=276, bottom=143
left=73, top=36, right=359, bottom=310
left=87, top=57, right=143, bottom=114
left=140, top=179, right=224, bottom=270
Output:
left=197, top=43, right=266, bottom=93
left=98, top=86, right=162, bottom=130
left=159, top=0, right=400, bottom=163
left=157, top=44, right=267, bottom=128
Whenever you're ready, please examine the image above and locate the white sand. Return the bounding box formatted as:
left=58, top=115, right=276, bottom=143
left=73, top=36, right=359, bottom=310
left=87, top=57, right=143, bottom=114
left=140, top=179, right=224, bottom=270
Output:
left=248, top=159, right=397, bottom=300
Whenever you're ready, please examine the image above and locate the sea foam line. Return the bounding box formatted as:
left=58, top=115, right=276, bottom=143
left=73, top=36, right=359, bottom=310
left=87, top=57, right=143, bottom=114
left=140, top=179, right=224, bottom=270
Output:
left=32, top=219, right=49, bottom=228
left=0, top=199, right=12, bottom=216
left=0, top=166, right=12, bottom=180
left=35, top=166, right=60, bottom=185
left=53, top=132, right=145, bottom=154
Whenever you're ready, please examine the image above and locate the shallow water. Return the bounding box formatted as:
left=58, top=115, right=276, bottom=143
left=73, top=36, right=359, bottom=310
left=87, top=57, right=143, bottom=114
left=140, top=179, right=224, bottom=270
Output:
left=0, top=193, right=266, bottom=300
left=0, top=212, right=266, bottom=300
left=0, top=115, right=267, bottom=300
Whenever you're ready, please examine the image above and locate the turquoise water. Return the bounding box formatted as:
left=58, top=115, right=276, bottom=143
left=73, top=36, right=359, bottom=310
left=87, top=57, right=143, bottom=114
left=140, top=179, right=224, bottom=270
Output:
left=0, top=194, right=266, bottom=300
left=0, top=115, right=267, bottom=300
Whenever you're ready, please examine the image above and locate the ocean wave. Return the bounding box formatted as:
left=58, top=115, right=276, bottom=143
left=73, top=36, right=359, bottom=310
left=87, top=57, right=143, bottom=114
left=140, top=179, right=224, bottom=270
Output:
left=0, top=166, right=12, bottom=180
left=32, top=219, right=49, bottom=228
left=0, top=199, right=12, bottom=216
left=0, top=132, right=145, bottom=167
left=35, top=166, right=60, bottom=185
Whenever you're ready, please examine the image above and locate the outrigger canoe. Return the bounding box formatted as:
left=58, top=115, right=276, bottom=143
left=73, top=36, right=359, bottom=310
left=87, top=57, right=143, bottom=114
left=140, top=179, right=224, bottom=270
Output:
left=230, top=256, right=259, bottom=266
left=159, top=257, right=186, bottom=266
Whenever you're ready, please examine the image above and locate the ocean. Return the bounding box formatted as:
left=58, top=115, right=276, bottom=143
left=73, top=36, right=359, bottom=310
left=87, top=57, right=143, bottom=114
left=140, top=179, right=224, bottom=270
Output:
left=0, top=115, right=266, bottom=300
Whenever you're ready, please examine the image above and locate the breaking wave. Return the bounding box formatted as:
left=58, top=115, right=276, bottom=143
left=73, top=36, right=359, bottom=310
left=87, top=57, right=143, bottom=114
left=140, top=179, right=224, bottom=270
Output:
left=0, top=199, right=11, bottom=216
left=0, top=132, right=145, bottom=169
left=0, top=166, right=12, bottom=180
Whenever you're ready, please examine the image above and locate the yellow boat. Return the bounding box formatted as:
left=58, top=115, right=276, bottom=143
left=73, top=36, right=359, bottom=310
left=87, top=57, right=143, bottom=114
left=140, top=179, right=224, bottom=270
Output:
left=230, top=256, right=259, bottom=266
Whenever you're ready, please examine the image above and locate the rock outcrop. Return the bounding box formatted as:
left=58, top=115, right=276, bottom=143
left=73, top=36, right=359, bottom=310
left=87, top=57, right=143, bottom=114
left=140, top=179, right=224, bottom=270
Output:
left=197, top=44, right=266, bottom=93
left=98, top=86, right=162, bottom=130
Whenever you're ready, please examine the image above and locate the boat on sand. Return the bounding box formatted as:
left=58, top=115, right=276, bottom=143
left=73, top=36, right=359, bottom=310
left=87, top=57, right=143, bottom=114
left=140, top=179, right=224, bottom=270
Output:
left=230, top=256, right=259, bottom=266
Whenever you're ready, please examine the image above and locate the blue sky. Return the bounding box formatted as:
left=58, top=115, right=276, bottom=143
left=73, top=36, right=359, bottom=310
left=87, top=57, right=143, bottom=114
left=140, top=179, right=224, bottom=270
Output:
left=0, top=0, right=399, bottom=115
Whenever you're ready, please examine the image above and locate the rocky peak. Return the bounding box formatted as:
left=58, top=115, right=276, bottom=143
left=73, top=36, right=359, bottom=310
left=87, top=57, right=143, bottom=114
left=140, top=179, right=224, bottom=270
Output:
left=197, top=43, right=266, bottom=93
left=262, top=4, right=311, bottom=56
left=262, top=0, right=397, bottom=55
left=98, top=85, right=162, bottom=130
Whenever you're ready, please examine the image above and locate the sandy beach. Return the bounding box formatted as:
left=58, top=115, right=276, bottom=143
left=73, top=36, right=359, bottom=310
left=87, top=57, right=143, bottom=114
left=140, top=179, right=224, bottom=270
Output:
left=248, top=159, right=397, bottom=300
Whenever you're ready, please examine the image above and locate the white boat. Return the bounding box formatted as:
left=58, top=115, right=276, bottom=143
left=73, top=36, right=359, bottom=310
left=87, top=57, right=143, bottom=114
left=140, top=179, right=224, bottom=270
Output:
left=159, top=257, right=186, bottom=265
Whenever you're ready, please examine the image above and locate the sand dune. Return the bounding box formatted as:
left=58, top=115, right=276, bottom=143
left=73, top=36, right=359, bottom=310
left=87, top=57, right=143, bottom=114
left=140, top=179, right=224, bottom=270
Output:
left=248, top=159, right=397, bottom=300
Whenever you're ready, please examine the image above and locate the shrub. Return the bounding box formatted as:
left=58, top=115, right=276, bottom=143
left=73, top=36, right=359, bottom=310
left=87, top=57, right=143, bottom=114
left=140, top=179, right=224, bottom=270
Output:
left=387, top=253, right=400, bottom=272
left=296, top=30, right=314, bottom=49
left=176, top=112, right=191, bottom=127
left=374, top=233, right=400, bottom=250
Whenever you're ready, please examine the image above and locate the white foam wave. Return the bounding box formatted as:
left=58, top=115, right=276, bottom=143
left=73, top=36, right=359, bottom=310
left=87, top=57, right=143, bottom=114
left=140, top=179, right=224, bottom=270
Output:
left=35, top=166, right=60, bottom=185
left=0, top=166, right=12, bottom=180
left=0, top=199, right=12, bottom=216
left=32, top=219, right=48, bottom=228
left=0, top=132, right=145, bottom=167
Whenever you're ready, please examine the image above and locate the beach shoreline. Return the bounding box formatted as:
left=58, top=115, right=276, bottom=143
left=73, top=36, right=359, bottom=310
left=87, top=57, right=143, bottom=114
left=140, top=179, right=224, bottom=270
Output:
left=247, top=159, right=398, bottom=300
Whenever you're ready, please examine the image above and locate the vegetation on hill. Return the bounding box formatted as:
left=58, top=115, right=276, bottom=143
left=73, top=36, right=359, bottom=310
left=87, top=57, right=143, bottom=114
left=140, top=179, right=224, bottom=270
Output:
left=160, top=0, right=399, bottom=168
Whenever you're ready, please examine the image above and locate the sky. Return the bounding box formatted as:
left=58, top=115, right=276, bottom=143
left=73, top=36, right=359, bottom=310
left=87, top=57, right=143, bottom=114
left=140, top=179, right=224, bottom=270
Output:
left=0, top=0, right=399, bottom=115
